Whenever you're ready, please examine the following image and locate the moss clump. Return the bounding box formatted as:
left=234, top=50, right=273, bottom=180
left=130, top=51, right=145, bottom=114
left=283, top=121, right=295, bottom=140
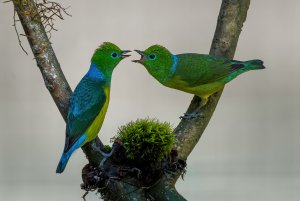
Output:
left=115, top=118, right=174, bottom=162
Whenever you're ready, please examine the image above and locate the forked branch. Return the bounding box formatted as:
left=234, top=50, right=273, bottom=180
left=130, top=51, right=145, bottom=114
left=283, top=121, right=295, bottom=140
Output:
left=11, top=0, right=251, bottom=200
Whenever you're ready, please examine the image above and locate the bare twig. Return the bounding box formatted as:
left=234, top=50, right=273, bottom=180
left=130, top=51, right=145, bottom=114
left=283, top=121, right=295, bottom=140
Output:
left=82, top=191, right=89, bottom=201
left=11, top=0, right=71, bottom=51
left=34, top=0, right=71, bottom=38
left=13, top=10, right=28, bottom=54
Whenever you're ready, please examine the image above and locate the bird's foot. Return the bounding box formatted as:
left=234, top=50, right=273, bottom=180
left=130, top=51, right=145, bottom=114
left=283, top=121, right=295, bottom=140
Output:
left=180, top=111, right=204, bottom=120
left=99, top=149, right=113, bottom=170
left=100, top=149, right=113, bottom=158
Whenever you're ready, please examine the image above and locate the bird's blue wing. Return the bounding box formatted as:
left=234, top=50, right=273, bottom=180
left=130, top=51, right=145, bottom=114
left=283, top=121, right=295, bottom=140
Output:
left=63, top=76, right=106, bottom=152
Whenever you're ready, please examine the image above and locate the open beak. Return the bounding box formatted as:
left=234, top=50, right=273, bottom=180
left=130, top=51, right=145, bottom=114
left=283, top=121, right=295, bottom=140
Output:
left=121, top=50, right=131, bottom=59
left=132, top=50, right=146, bottom=63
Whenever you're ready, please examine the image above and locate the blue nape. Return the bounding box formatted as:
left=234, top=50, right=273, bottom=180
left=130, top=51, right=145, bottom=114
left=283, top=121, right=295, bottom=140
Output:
left=170, top=54, right=178, bottom=75
left=86, top=63, right=106, bottom=80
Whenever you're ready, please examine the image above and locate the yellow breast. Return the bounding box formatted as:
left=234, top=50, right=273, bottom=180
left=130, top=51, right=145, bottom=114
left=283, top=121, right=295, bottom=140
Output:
left=85, top=87, right=110, bottom=142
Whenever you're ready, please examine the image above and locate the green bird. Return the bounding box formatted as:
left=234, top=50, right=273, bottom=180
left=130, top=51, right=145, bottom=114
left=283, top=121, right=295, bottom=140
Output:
left=56, top=42, right=130, bottom=173
left=133, top=45, right=265, bottom=118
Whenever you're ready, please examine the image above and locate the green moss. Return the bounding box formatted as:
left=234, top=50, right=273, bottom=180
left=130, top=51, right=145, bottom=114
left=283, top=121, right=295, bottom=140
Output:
left=103, top=145, right=112, bottom=152
left=115, top=118, right=174, bottom=162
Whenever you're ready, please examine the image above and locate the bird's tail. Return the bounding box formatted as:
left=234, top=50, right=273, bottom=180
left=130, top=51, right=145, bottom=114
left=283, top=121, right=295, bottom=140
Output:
left=56, top=134, right=87, bottom=174
left=227, top=59, right=265, bottom=82
left=56, top=152, right=71, bottom=174
left=244, top=59, right=266, bottom=70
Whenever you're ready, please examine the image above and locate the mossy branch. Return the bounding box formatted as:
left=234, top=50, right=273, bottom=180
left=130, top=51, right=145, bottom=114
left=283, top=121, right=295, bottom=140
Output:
left=12, top=0, right=104, bottom=166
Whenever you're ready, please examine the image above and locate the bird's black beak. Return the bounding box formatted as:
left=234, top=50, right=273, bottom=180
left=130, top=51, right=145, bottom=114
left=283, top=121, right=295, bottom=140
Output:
left=121, top=50, right=131, bottom=59
left=132, top=50, right=146, bottom=63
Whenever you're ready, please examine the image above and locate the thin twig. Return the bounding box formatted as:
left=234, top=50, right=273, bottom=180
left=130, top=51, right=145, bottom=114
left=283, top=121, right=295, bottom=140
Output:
left=13, top=10, right=28, bottom=55
left=82, top=191, right=89, bottom=201
left=34, top=0, right=71, bottom=37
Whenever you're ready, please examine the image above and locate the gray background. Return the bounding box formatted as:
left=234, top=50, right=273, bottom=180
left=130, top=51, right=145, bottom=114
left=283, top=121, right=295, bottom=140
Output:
left=0, top=0, right=299, bottom=200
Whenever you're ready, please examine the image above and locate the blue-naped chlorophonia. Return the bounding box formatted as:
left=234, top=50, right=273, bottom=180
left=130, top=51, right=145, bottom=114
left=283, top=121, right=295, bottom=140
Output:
left=133, top=45, right=265, bottom=119
left=56, top=42, right=130, bottom=173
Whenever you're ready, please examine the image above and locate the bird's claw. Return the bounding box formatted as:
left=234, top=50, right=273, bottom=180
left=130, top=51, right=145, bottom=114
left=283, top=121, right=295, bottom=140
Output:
left=180, top=112, right=204, bottom=120
left=99, top=149, right=113, bottom=170
left=100, top=149, right=113, bottom=158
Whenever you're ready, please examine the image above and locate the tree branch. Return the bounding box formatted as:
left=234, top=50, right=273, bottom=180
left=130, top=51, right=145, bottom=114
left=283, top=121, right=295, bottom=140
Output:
left=174, top=0, right=250, bottom=165
left=148, top=0, right=251, bottom=199
left=12, top=0, right=251, bottom=200
left=12, top=0, right=103, bottom=166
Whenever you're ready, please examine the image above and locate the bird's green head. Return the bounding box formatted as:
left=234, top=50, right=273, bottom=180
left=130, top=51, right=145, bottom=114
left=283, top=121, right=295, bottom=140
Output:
left=133, top=45, right=173, bottom=83
left=91, top=42, right=130, bottom=74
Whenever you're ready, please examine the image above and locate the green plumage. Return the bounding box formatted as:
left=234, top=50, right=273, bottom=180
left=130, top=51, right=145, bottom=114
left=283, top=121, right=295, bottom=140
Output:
left=133, top=45, right=265, bottom=115
left=165, top=54, right=264, bottom=101
left=56, top=42, right=130, bottom=173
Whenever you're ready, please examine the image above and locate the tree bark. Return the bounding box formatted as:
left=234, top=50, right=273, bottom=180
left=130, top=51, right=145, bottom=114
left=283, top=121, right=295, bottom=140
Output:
left=12, top=0, right=251, bottom=200
left=12, top=0, right=104, bottom=166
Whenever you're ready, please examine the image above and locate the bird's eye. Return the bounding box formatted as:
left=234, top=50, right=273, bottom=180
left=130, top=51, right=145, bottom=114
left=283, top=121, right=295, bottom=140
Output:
left=111, top=52, right=118, bottom=58
left=149, top=54, right=156, bottom=60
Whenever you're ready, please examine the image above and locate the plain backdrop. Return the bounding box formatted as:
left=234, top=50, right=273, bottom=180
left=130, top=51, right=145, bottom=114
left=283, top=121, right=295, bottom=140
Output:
left=0, top=0, right=299, bottom=200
